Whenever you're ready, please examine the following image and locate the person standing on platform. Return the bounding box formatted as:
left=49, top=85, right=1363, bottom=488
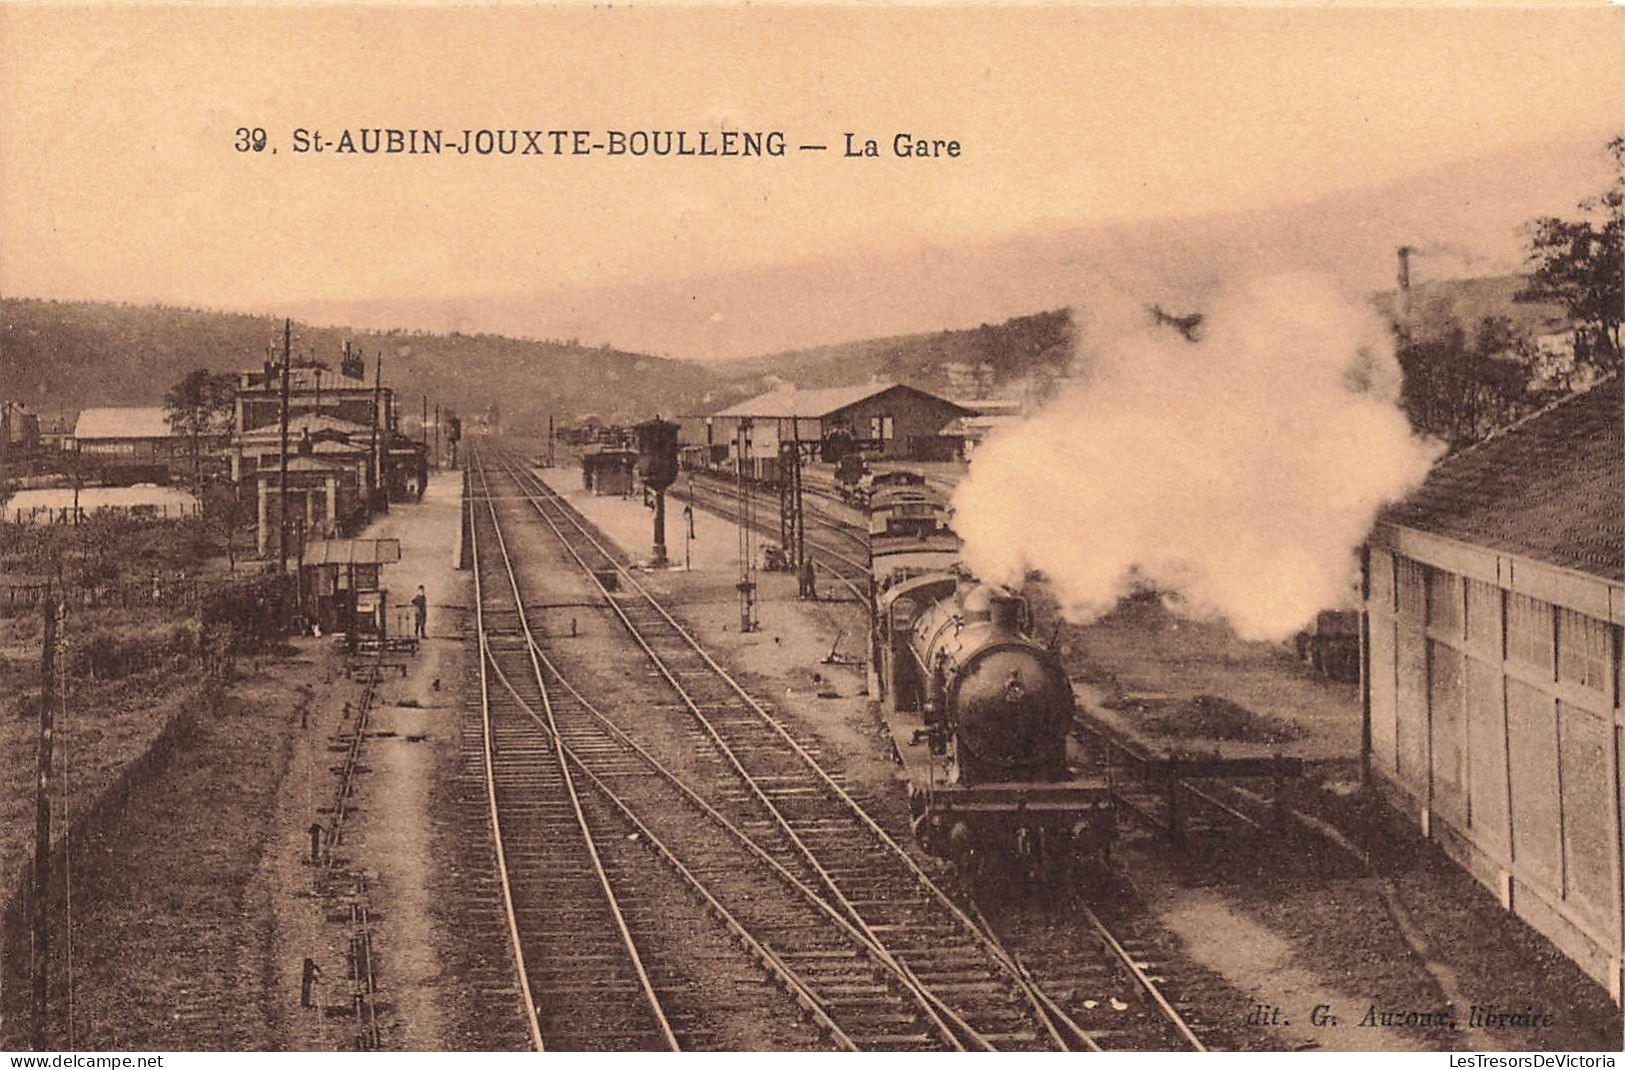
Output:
left=798, top=557, right=816, bottom=601
left=412, top=584, right=428, bottom=639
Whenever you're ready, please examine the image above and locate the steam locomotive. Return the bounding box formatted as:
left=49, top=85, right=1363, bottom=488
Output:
left=872, top=490, right=1114, bottom=885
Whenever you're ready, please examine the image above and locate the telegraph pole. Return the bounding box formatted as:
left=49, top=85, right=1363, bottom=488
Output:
left=791, top=415, right=806, bottom=568
left=278, top=319, right=292, bottom=573
left=32, top=588, right=58, bottom=1050
left=548, top=414, right=555, bottom=467
left=368, top=354, right=383, bottom=506
left=434, top=403, right=441, bottom=469
left=70, top=445, right=81, bottom=528
left=736, top=419, right=756, bottom=633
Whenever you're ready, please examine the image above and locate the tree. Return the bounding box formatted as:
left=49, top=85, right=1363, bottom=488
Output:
left=163, top=369, right=236, bottom=489
left=1396, top=316, right=1539, bottom=450
left=1517, top=136, right=1624, bottom=375
left=201, top=477, right=244, bottom=571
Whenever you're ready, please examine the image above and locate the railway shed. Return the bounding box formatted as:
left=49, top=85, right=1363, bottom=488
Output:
left=1363, top=375, right=1624, bottom=998
left=692, top=383, right=974, bottom=462
left=581, top=447, right=638, bottom=496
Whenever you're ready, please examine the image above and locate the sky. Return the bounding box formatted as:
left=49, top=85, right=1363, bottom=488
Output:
left=1, top=3, right=1620, bottom=359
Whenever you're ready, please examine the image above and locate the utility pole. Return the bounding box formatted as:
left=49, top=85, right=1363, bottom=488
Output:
left=71, top=444, right=81, bottom=528
left=278, top=319, right=292, bottom=573
left=791, top=415, right=806, bottom=568
left=736, top=419, right=756, bottom=633
left=368, top=353, right=383, bottom=507
left=434, top=403, right=441, bottom=469
left=548, top=414, right=555, bottom=468
left=295, top=515, right=307, bottom=612
left=32, top=589, right=59, bottom=1050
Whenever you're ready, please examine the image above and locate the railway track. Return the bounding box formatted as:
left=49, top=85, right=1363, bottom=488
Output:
left=470, top=468, right=679, bottom=1051
left=472, top=453, right=990, bottom=1049
left=669, top=471, right=873, bottom=601
left=474, top=443, right=1208, bottom=1051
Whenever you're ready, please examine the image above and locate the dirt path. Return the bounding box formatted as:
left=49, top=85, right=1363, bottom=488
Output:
left=261, top=475, right=470, bottom=1049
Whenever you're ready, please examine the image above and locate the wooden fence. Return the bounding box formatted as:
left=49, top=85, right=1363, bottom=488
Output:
left=1366, top=527, right=1624, bottom=1001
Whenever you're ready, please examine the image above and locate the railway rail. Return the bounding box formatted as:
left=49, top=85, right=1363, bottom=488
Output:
left=473, top=453, right=982, bottom=1049
left=473, top=442, right=1208, bottom=1051
left=669, top=470, right=872, bottom=602
left=315, top=653, right=384, bottom=1050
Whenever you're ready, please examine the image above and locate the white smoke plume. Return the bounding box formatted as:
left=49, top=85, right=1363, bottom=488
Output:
left=952, top=274, right=1442, bottom=641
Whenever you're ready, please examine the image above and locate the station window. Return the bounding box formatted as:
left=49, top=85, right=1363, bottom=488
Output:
left=1506, top=593, right=1555, bottom=675
left=1556, top=608, right=1610, bottom=693
left=869, top=415, right=895, bottom=441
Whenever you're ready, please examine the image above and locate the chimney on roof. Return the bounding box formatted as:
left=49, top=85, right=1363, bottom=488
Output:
left=1396, top=246, right=1414, bottom=329
left=341, top=341, right=365, bottom=382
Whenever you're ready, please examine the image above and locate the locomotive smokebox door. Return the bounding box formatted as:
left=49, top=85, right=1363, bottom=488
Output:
left=635, top=418, right=680, bottom=492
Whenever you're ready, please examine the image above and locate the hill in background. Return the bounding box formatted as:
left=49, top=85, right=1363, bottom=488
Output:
left=1, top=274, right=1568, bottom=431
left=2, top=299, right=1078, bottom=426
left=1, top=298, right=743, bottom=431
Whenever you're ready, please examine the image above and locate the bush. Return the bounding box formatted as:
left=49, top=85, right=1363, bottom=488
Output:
left=70, top=619, right=203, bottom=679
left=200, top=572, right=296, bottom=654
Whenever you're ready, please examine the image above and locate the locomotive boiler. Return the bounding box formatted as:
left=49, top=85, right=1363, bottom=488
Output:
left=879, top=575, right=1114, bottom=884
left=908, top=583, right=1073, bottom=783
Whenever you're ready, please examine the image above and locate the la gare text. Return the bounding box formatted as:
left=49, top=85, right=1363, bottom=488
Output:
left=259, top=128, right=961, bottom=159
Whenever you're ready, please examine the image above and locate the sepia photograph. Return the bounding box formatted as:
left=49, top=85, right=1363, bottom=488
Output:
left=0, top=1, right=1621, bottom=1057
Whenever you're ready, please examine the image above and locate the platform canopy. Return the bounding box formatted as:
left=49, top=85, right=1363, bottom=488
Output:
left=303, top=537, right=402, bottom=566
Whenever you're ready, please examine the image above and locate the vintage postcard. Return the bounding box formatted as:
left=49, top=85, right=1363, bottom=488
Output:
left=0, top=1, right=1621, bottom=1058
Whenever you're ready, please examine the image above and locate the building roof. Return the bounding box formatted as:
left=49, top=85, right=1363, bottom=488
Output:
left=1379, top=376, right=1623, bottom=582
left=255, top=455, right=353, bottom=476
left=709, top=382, right=971, bottom=420
left=74, top=407, right=174, bottom=440
left=940, top=414, right=1021, bottom=440
left=237, top=413, right=372, bottom=441
left=311, top=439, right=368, bottom=455
left=582, top=448, right=638, bottom=466
left=242, top=365, right=371, bottom=392
left=304, top=538, right=401, bottom=567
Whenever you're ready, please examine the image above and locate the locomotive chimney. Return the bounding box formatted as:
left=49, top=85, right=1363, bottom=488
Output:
left=986, top=587, right=1021, bottom=630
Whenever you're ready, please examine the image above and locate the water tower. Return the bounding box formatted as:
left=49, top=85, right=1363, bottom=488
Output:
left=635, top=417, right=680, bottom=566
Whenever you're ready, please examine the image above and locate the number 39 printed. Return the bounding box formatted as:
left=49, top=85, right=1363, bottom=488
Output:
left=234, top=127, right=269, bottom=152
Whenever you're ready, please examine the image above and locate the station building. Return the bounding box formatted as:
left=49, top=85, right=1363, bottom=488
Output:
left=254, top=452, right=368, bottom=557
left=232, top=413, right=373, bottom=485
left=234, top=354, right=428, bottom=559
left=1, top=402, right=41, bottom=450
left=235, top=359, right=390, bottom=436
left=73, top=406, right=184, bottom=461
left=581, top=448, right=638, bottom=496
left=690, top=383, right=974, bottom=462
left=72, top=406, right=227, bottom=484
left=1363, top=375, right=1623, bottom=998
